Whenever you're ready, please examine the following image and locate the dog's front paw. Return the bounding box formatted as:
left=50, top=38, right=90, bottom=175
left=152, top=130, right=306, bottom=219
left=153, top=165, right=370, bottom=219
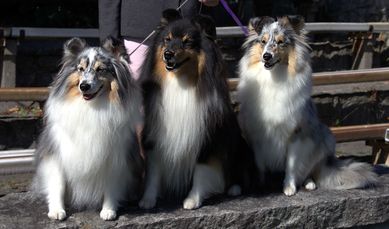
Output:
left=304, top=179, right=317, bottom=191
left=183, top=197, right=201, bottom=210
left=48, top=209, right=66, bottom=221
left=283, top=184, right=297, bottom=196
left=100, top=208, right=117, bottom=221
left=139, top=196, right=156, bottom=209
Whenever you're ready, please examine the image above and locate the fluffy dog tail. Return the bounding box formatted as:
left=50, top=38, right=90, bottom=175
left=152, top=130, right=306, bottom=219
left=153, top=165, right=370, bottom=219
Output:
left=315, top=157, right=378, bottom=190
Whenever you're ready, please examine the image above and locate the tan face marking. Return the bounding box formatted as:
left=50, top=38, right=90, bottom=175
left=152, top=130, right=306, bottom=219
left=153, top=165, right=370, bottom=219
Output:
left=67, top=61, right=119, bottom=102
left=154, top=46, right=167, bottom=81
left=109, top=80, right=119, bottom=102
left=66, top=72, right=81, bottom=100
left=275, top=35, right=285, bottom=45
left=287, top=48, right=297, bottom=77
left=197, top=51, right=205, bottom=77
left=78, top=58, right=88, bottom=71
left=261, top=33, right=269, bottom=45
left=248, top=43, right=263, bottom=68
left=174, top=49, right=201, bottom=87
left=182, top=34, right=190, bottom=43
left=93, top=72, right=118, bottom=102
left=93, top=61, right=106, bottom=72
left=154, top=44, right=202, bottom=88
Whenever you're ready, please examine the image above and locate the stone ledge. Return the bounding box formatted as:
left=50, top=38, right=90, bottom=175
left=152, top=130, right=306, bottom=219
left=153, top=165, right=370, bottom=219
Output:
left=1, top=173, right=389, bottom=229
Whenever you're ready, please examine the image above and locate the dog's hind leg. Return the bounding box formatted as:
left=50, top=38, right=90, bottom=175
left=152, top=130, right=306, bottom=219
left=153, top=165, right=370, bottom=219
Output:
left=39, top=157, right=67, bottom=220
left=183, top=159, right=225, bottom=210
left=284, top=137, right=319, bottom=196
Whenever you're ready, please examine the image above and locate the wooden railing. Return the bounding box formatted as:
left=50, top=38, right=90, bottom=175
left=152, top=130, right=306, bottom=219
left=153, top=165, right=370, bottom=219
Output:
left=1, top=67, right=389, bottom=101
left=331, top=123, right=389, bottom=142
left=228, top=67, right=389, bottom=91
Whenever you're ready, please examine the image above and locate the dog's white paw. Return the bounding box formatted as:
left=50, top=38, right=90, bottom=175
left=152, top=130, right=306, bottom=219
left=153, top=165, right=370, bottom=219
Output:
left=183, top=197, right=201, bottom=210
left=283, top=184, right=297, bottom=196
left=139, top=197, right=156, bottom=209
left=304, top=180, right=317, bottom=191
left=100, top=208, right=117, bottom=221
left=48, top=209, right=66, bottom=221
left=227, top=185, right=242, bottom=196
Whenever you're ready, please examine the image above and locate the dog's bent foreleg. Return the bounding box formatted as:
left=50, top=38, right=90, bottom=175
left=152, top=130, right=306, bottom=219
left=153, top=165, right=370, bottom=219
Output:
left=183, top=159, right=225, bottom=210
left=284, top=137, right=317, bottom=196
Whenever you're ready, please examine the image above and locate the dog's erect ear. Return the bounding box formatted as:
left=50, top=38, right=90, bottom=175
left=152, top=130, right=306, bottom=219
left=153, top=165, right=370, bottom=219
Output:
left=192, top=14, right=217, bottom=41
left=248, top=16, right=275, bottom=36
left=278, top=15, right=305, bottom=34
left=101, top=36, right=129, bottom=63
left=63, top=37, right=87, bottom=59
left=160, top=9, right=182, bottom=27
left=288, top=15, right=305, bottom=34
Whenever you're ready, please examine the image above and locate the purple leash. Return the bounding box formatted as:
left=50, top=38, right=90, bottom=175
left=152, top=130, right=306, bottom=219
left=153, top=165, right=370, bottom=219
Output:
left=219, top=0, right=249, bottom=36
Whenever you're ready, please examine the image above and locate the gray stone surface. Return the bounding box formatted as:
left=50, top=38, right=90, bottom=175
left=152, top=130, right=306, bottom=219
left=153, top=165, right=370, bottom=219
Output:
left=1, top=174, right=389, bottom=228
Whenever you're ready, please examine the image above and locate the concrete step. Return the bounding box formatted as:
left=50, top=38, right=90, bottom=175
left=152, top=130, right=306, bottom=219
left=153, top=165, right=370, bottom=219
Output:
left=1, top=171, right=388, bottom=228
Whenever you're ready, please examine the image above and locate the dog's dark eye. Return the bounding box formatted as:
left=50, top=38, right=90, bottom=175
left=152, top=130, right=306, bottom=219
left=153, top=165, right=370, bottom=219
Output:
left=77, top=66, right=84, bottom=72
left=277, top=40, right=284, bottom=45
left=183, top=39, right=193, bottom=47
left=164, top=37, right=171, bottom=43
left=261, top=39, right=266, bottom=44
left=96, top=67, right=105, bottom=72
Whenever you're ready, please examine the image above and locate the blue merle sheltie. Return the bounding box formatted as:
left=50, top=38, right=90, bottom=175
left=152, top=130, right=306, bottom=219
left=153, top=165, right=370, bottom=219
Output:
left=138, top=10, right=247, bottom=209
left=33, top=37, right=143, bottom=220
left=237, top=16, right=377, bottom=196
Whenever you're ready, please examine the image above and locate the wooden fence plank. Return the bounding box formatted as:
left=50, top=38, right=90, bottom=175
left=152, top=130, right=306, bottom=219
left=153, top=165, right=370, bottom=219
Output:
left=0, top=87, right=49, bottom=101
left=229, top=67, right=389, bottom=91
left=331, top=123, right=389, bottom=142
left=2, top=67, right=389, bottom=101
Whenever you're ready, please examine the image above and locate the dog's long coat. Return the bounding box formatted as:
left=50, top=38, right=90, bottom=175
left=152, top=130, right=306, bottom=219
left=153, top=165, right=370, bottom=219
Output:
left=138, top=11, right=247, bottom=209
left=33, top=37, right=143, bottom=220
left=237, top=16, right=377, bottom=196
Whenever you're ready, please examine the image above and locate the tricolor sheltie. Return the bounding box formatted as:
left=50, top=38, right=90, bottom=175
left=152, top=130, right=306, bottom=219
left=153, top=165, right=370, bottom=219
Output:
left=138, top=11, right=247, bottom=209
left=33, top=37, right=143, bottom=220
left=237, top=16, right=377, bottom=196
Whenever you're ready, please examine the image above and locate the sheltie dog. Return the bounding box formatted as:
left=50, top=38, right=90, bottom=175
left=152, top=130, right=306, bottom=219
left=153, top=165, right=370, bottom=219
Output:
left=33, top=37, right=143, bottom=220
left=138, top=10, right=247, bottom=209
left=237, top=16, right=377, bottom=196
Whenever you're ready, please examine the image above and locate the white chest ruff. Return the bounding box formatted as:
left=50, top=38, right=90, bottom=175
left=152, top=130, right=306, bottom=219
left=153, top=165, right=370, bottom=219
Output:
left=157, top=76, right=206, bottom=191
left=238, top=64, right=310, bottom=170
left=46, top=98, right=131, bottom=179
left=239, top=67, right=304, bottom=130
left=160, top=76, right=205, bottom=162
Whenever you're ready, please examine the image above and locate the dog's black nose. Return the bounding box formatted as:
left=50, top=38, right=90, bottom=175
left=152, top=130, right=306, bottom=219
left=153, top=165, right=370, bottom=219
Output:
left=163, top=50, right=175, bottom=61
left=79, top=82, right=91, bottom=92
left=263, top=52, right=272, bottom=61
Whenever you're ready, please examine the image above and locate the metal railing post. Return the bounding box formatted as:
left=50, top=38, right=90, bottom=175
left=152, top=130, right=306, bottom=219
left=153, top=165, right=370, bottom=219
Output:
left=0, top=39, right=17, bottom=87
